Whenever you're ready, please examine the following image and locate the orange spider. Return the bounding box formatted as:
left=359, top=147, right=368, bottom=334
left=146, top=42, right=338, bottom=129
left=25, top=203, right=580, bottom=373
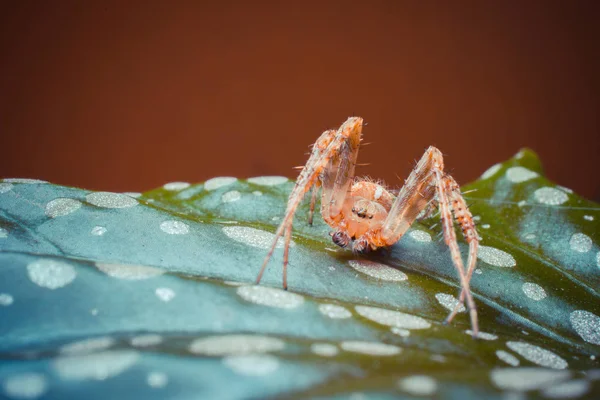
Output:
left=256, top=117, right=479, bottom=336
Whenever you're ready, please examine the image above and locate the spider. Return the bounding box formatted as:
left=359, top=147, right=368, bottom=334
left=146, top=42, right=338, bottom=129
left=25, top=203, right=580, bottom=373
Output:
left=255, top=117, right=480, bottom=336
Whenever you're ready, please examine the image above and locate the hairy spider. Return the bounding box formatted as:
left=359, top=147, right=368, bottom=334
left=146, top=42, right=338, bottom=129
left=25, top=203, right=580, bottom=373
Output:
left=256, top=117, right=479, bottom=336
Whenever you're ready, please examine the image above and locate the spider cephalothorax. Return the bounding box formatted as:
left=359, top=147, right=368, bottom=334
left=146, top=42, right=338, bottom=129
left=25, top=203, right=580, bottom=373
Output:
left=329, top=179, right=395, bottom=253
left=256, top=117, right=480, bottom=336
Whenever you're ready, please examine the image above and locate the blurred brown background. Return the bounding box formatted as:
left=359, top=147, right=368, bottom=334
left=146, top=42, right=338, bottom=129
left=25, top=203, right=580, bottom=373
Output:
left=1, top=1, right=599, bottom=199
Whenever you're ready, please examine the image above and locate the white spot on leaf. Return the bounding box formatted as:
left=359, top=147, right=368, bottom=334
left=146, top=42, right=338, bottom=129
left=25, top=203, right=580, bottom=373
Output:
left=490, top=368, right=570, bottom=391
left=53, top=350, right=139, bottom=380
left=355, top=305, right=431, bottom=330
left=533, top=187, right=568, bottom=205
left=348, top=260, right=408, bottom=282
left=130, top=335, right=163, bottom=347
left=408, top=230, right=432, bottom=242
left=45, top=198, right=82, bottom=218
left=391, top=327, right=410, bottom=337
left=569, top=233, right=592, bottom=253
left=522, top=282, right=547, bottom=301
left=223, top=354, right=279, bottom=376
left=397, top=375, right=437, bottom=396
left=505, top=166, right=539, bottom=183
left=0, top=182, right=13, bottom=193
left=237, top=286, right=304, bottom=309
left=27, top=259, right=76, bottom=289
left=318, top=304, right=352, bottom=319
left=222, top=226, right=295, bottom=249
left=96, top=263, right=164, bottom=280
left=569, top=310, right=600, bottom=345
left=86, top=192, right=138, bottom=208
left=3, top=178, right=47, bottom=184
left=155, top=287, right=176, bottom=302
left=221, top=190, right=241, bottom=203
left=466, top=330, right=497, bottom=340
left=189, top=335, right=285, bottom=356
left=163, top=182, right=190, bottom=191
left=160, top=220, right=189, bottom=235
left=435, top=293, right=465, bottom=313
left=481, top=163, right=501, bottom=180
left=2, top=373, right=48, bottom=399
left=496, top=350, right=520, bottom=366
left=247, top=176, right=288, bottom=186
left=90, top=226, right=107, bottom=236
left=147, top=372, right=168, bottom=388
left=0, top=293, right=14, bottom=306
left=204, top=177, right=237, bottom=191
left=506, top=341, right=568, bottom=369
left=541, top=379, right=591, bottom=399
left=477, top=246, right=516, bottom=267
left=310, top=343, right=338, bottom=357
left=340, top=341, right=401, bottom=356
left=60, top=337, right=115, bottom=355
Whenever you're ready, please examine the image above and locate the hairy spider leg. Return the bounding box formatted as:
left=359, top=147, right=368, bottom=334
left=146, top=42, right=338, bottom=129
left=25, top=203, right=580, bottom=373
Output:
left=307, top=185, right=319, bottom=226
left=374, top=147, right=479, bottom=336
left=444, top=178, right=479, bottom=325
left=433, top=168, right=479, bottom=336
left=255, top=117, right=364, bottom=288
left=320, top=123, right=361, bottom=226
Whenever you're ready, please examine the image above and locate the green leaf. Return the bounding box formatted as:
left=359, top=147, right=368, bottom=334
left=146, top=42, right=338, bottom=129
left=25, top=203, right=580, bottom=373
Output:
left=0, top=150, right=598, bottom=399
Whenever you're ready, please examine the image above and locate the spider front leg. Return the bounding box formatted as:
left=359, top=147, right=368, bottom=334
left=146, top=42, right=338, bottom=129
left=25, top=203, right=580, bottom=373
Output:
left=378, top=146, right=479, bottom=336
left=256, top=117, right=363, bottom=289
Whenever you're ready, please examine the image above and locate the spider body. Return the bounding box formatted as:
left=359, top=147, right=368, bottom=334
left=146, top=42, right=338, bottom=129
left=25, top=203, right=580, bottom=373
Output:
left=330, top=180, right=394, bottom=253
left=256, top=117, right=480, bottom=336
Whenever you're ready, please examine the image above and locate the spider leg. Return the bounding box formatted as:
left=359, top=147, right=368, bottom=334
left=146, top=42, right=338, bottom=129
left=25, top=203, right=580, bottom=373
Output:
left=433, top=169, right=479, bottom=336
left=320, top=125, right=362, bottom=224
left=444, top=178, right=479, bottom=325
left=256, top=117, right=363, bottom=288
left=417, top=197, right=439, bottom=221
left=379, top=148, right=438, bottom=246
left=282, top=222, right=293, bottom=289
left=377, top=147, right=478, bottom=336
left=307, top=185, right=319, bottom=226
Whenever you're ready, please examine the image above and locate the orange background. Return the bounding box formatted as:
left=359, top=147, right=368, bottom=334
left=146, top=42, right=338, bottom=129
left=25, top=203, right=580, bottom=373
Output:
left=1, top=1, right=598, bottom=200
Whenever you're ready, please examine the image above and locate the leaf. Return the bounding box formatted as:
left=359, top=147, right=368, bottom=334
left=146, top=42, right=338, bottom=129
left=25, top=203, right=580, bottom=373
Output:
left=0, top=151, right=598, bottom=399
